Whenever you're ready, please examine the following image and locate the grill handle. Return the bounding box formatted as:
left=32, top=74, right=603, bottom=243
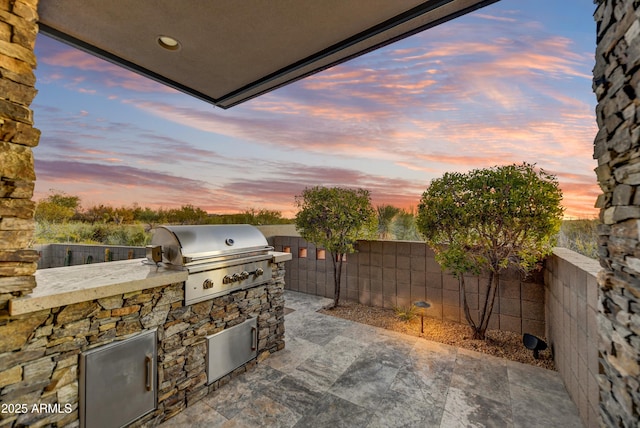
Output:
left=145, top=354, right=153, bottom=392
left=183, top=246, right=274, bottom=264
left=251, top=326, right=257, bottom=351
left=146, top=245, right=162, bottom=264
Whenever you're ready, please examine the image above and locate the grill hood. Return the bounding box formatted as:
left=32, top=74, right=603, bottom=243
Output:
left=149, top=224, right=273, bottom=266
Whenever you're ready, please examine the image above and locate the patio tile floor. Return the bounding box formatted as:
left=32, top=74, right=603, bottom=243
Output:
left=159, top=290, right=583, bottom=427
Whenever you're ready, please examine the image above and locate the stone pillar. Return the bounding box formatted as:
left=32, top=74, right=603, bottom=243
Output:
left=593, top=0, right=640, bottom=426
left=0, top=0, right=40, bottom=313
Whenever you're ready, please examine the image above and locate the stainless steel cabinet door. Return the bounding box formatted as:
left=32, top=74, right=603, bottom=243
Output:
left=207, top=317, right=257, bottom=383
left=80, top=329, right=157, bottom=428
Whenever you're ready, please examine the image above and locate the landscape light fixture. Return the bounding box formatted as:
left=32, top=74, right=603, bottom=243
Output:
left=414, top=301, right=431, bottom=334
left=522, top=333, right=547, bottom=359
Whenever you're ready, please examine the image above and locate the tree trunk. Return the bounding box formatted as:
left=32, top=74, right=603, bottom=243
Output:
left=459, top=275, right=479, bottom=334
left=471, top=328, right=484, bottom=340
left=472, top=270, right=499, bottom=340
left=479, top=271, right=499, bottom=337
left=330, top=252, right=344, bottom=308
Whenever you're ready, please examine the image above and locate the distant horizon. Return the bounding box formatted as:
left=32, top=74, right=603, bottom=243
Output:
left=34, top=187, right=596, bottom=221
left=32, top=0, right=598, bottom=219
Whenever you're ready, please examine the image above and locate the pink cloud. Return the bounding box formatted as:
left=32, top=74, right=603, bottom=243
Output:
left=126, top=99, right=397, bottom=160
left=35, top=159, right=209, bottom=190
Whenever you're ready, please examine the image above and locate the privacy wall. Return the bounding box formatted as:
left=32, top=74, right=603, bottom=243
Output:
left=545, top=248, right=601, bottom=428
left=273, top=237, right=546, bottom=338
left=35, top=244, right=146, bottom=269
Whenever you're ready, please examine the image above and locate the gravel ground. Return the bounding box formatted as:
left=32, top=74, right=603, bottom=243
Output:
left=319, top=301, right=555, bottom=371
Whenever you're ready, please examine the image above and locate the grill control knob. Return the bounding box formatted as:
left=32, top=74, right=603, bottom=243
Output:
left=231, top=273, right=241, bottom=282
left=240, top=271, right=249, bottom=280
left=255, top=268, right=264, bottom=277
left=223, top=275, right=232, bottom=284
left=203, top=279, right=214, bottom=289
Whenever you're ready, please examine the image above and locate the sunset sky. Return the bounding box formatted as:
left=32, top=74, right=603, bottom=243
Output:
left=32, top=0, right=598, bottom=219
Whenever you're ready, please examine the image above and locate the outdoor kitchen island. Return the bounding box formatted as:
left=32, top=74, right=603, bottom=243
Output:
left=1, top=248, right=291, bottom=428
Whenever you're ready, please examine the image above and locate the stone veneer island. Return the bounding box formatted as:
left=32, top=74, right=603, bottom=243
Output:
left=0, top=253, right=291, bottom=427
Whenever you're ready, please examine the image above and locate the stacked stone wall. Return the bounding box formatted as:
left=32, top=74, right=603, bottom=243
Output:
left=0, top=0, right=40, bottom=313
left=593, top=0, right=640, bottom=426
left=0, top=261, right=286, bottom=427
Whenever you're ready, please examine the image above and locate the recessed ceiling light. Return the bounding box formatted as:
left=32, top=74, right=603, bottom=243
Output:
left=157, top=35, right=180, bottom=51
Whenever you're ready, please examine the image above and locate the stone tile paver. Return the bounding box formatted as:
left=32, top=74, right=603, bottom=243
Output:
left=159, top=290, right=583, bottom=428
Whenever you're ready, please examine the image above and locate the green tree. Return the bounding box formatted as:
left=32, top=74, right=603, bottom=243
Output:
left=164, top=205, right=209, bottom=224
left=46, top=191, right=80, bottom=210
left=294, top=186, right=377, bottom=308
left=392, top=208, right=421, bottom=241
left=241, top=208, right=290, bottom=225
left=111, top=206, right=135, bottom=224
left=135, top=206, right=162, bottom=230
left=35, top=191, right=80, bottom=223
left=83, top=204, right=114, bottom=224
left=376, top=204, right=400, bottom=239
left=416, top=163, right=563, bottom=339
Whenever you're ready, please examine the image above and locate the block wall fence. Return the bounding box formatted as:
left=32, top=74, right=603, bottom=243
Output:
left=34, top=244, right=146, bottom=269
left=272, top=237, right=547, bottom=338
left=545, top=247, right=601, bottom=428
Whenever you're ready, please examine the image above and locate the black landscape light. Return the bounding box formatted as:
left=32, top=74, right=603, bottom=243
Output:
left=523, top=333, right=547, bottom=359
left=414, top=301, right=431, bottom=334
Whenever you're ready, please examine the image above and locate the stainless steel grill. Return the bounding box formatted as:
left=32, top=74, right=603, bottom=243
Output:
left=146, top=224, right=274, bottom=305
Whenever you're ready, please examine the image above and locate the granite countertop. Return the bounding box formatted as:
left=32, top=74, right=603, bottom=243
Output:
left=272, top=252, right=292, bottom=263
left=9, top=259, right=187, bottom=316
left=9, top=252, right=292, bottom=316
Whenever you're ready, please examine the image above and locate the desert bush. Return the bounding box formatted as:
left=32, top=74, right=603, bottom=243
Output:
left=35, top=221, right=151, bottom=246
left=34, top=191, right=80, bottom=223
left=105, top=225, right=150, bottom=246
left=557, top=219, right=599, bottom=259
left=35, top=221, right=99, bottom=244
left=392, top=208, right=421, bottom=241
left=394, top=305, right=417, bottom=322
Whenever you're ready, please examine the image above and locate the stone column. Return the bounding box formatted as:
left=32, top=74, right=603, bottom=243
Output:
left=0, top=0, right=40, bottom=313
left=593, top=0, right=640, bottom=426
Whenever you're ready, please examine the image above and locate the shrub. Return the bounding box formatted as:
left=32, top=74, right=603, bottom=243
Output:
left=417, top=163, right=563, bottom=339
left=394, top=305, right=417, bottom=322
left=557, top=219, right=599, bottom=259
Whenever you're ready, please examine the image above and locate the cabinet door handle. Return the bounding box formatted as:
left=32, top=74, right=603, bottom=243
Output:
left=145, top=355, right=153, bottom=392
left=251, top=326, right=257, bottom=351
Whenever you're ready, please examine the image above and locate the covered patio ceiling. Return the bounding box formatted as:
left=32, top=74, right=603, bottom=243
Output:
left=37, top=0, right=498, bottom=109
